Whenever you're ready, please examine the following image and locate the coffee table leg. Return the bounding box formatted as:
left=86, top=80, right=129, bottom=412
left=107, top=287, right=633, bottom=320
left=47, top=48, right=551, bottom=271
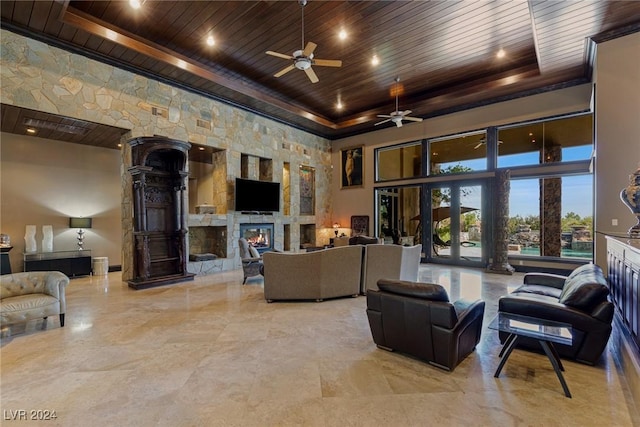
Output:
left=494, top=335, right=519, bottom=378
left=546, top=340, right=565, bottom=371
left=540, top=340, right=572, bottom=398
left=499, top=333, right=516, bottom=358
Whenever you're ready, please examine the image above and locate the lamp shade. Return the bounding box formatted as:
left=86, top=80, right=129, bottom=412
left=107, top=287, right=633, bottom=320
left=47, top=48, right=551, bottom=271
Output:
left=69, top=217, right=92, bottom=229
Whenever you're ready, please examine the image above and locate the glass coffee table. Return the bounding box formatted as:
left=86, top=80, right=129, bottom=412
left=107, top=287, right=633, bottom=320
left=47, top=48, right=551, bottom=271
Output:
left=489, top=312, right=573, bottom=398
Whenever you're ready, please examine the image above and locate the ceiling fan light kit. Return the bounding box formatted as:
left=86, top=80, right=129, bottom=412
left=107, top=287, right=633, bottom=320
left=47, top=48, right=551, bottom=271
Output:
left=265, top=0, right=342, bottom=83
left=375, top=77, right=423, bottom=128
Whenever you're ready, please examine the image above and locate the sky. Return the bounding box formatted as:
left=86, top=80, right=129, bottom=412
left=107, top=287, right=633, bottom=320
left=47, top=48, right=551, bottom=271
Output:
left=439, top=145, right=593, bottom=218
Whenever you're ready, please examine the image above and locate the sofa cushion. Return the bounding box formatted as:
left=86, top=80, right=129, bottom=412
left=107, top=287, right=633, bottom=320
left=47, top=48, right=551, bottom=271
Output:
left=559, top=281, right=609, bottom=312
left=512, top=284, right=563, bottom=299
left=558, top=264, right=609, bottom=312
left=377, top=279, right=449, bottom=302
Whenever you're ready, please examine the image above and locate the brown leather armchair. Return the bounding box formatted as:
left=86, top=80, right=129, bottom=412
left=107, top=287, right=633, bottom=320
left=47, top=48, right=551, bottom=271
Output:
left=366, top=279, right=485, bottom=371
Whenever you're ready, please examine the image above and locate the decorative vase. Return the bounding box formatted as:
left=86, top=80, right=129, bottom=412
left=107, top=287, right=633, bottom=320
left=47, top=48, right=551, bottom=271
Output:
left=42, top=225, right=53, bottom=252
left=24, top=225, right=37, bottom=253
left=620, top=164, right=640, bottom=238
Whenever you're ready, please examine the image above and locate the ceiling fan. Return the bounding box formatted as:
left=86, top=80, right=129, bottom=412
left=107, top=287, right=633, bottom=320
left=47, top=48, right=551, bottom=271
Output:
left=265, top=0, right=342, bottom=83
left=474, top=137, right=504, bottom=149
left=375, top=77, right=423, bottom=128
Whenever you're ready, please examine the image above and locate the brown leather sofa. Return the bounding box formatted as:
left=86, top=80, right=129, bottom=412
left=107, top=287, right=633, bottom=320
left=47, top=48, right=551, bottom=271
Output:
left=498, top=263, right=613, bottom=365
left=366, top=279, right=485, bottom=371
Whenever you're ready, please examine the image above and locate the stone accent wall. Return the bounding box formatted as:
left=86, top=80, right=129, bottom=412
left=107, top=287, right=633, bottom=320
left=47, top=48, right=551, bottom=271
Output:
left=1, top=30, right=333, bottom=278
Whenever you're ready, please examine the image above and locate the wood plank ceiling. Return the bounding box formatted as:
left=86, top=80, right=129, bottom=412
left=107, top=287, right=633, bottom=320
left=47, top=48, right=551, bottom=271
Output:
left=1, top=0, right=639, bottom=144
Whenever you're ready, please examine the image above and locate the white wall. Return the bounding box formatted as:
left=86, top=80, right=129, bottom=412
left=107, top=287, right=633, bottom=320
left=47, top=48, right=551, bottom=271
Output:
left=1, top=132, right=122, bottom=272
left=594, top=31, right=640, bottom=266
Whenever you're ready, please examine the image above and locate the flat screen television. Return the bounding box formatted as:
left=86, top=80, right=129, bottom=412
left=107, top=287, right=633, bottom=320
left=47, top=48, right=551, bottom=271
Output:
left=235, top=178, right=280, bottom=213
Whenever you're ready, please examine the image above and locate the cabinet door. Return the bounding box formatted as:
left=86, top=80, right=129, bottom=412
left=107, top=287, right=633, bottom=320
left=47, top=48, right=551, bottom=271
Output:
left=71, top=256, right=92, bottom=276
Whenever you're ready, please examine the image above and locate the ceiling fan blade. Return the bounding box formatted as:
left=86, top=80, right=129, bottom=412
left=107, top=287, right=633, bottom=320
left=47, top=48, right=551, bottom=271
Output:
left=404, top=116, right=423, bottom=122
left=377, top=114, right=392, bottom=118
left=303, top=42, right=317, bottom=57
left=304, top=66, right=319, bottom=83
left=374, top=119, right=391, bottom=126
left=313, top=59, right=342, bottom=67
left=474, top=142, right=483, bottom=149
left=274, top=64, right=295, bottom=78
left=266, top=50, right=293, bottom=60
left=402, top=110, right=412, bottom=116
left=395, top=120, right=403, bottom=128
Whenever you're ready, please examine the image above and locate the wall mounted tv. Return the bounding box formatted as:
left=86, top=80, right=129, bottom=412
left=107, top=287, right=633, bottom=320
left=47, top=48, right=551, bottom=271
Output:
left=235, top=178, right=280, bottom=213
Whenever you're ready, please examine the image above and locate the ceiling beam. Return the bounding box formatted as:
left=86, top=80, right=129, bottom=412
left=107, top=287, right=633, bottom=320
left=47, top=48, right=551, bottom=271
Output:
left=61, top=5, right=338, bottom=130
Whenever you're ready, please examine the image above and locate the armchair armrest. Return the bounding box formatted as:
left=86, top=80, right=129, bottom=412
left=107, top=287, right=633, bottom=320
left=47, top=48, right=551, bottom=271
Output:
left=523, top=272, right=567, bottom=289
left=43, top=272, right=69, bottom=313
left=453, top=299, right=485, bottom=325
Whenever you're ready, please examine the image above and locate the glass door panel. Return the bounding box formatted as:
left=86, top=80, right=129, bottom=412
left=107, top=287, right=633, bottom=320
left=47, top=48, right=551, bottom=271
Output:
left=459, top=185, right=482, bottom=262
left=429, top=182, right=486, bottom=266
left=376, top=186, right=421, bottom=245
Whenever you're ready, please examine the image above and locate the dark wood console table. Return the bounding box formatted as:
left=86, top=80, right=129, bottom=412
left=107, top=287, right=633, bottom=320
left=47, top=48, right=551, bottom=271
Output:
left=24, top=250, right=92, bottom=277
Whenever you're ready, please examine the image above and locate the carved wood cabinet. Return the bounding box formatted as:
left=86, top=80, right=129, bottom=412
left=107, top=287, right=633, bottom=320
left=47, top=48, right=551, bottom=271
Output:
left=127, top=136, right=194, bottom=289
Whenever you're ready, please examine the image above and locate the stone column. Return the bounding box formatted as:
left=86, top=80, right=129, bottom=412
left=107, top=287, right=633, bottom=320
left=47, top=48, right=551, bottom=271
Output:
left=487, top=169, right=515, bottom=274
left=541, top=145, right=562, bottom=256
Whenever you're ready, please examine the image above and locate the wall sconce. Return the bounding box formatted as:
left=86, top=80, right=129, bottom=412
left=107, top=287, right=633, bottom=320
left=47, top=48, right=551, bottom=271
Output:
left=69, top=217, right=92, bottom=250
left=333, top=223, right=340, bottom=237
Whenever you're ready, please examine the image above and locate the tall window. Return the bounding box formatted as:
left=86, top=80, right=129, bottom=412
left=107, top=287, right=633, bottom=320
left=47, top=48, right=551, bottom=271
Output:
left=429, top=131, right=487, bottom=174
left=376, top=141, right=422, bottom=181
left=508, top=175, right=593, bottom=259
left=498, top=114, right=592, bottom=168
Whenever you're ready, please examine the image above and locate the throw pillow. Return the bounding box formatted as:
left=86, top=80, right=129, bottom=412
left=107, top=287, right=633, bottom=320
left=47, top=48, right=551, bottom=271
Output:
left=248, top=246, right=260, bottom=259
left=377, top=279, right=449, bottom=302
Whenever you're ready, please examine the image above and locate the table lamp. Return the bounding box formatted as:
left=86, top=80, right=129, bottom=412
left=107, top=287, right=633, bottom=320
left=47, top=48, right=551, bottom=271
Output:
left=69, top=217, right=92, bottom=250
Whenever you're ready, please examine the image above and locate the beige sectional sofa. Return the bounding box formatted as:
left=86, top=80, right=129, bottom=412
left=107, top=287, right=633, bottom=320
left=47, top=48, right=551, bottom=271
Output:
left=361, top=244, right=422, bottom=293
left=263, top=245, right=363, bottom=302
left=262, top=244, right=423, bottom=302
left=1, top=271, right=69, bottom=328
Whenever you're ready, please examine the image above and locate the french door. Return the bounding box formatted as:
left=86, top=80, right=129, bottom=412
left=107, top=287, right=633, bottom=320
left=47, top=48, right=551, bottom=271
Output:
left=425, top=181, right=487, bottom=267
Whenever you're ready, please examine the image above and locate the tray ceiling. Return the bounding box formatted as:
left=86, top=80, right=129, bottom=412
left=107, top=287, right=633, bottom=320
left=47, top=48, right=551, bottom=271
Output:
left=1, top=1, right=639, bottom=141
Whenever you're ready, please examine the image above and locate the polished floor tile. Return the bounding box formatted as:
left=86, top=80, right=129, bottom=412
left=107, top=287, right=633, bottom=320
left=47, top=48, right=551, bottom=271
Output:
left=1, top=266, right=638, bottom=426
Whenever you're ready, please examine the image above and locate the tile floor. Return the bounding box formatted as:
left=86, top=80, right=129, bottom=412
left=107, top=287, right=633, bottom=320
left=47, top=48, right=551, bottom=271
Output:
left=1, top=265, right=638, bottom=426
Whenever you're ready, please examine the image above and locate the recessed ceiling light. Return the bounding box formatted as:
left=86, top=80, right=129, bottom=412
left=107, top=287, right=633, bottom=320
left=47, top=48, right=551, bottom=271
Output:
left=117, top=143, right=122, bottom=148
left=26, top=128, right=37, bottom=134
left=199, top=147, right=205, bottom=151
left=496, top=48, right=506, bottom=59
left=371, top=54, right=379, bottom=66
left=206, top=35, right=215, bottom=47
left=129, top=0, right=141, bottom=10
left=338, top=29, right=347, bottom=40
left=336, top=101, right=343, bottom=110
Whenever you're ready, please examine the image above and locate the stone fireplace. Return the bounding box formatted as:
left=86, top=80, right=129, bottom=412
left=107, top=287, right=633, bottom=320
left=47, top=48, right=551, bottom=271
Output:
left=240, top=223, right=274, bottom=254
left=188, top=226, right=227, bottom=258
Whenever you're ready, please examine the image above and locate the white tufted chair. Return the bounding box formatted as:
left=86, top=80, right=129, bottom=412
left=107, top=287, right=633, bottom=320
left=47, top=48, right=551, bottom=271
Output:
left=1, top=271, right=69, bottom=327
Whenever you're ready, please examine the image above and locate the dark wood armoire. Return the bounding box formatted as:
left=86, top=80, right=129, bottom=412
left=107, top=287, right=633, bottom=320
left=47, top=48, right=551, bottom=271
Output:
left=127, top=136, right=195, bottom=289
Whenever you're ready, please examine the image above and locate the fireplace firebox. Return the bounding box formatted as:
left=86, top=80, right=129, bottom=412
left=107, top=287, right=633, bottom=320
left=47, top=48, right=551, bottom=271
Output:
left=240, top=223, right=274, bottom=254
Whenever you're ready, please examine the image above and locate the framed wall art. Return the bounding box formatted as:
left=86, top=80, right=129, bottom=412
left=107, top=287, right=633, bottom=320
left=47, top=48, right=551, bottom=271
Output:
left=351, top=215, right=369, bottom=236
left=341, top=146, right=363, bottom=188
